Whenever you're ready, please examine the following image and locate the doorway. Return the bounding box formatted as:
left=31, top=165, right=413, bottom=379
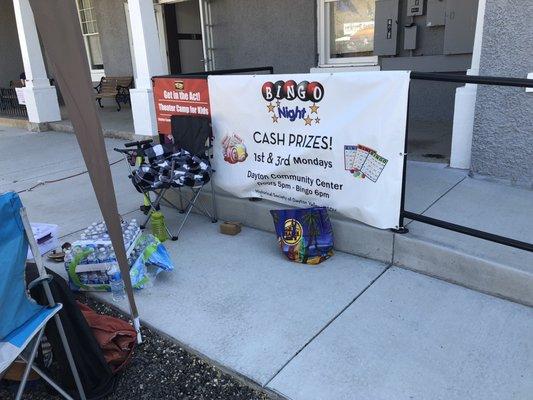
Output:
left=163, top=0, right=205, bottom=74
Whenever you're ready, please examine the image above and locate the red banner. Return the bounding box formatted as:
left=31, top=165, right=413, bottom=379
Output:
left=152, top=77, right=210, bottom=135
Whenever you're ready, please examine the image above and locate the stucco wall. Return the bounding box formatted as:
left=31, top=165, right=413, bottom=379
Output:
left=471, top=0, right=533, bottom=185
left=209, top=0, right=317, bottom=73
left=389, top=0, right=471, bottom=125
left=0, top=0, right=24, bottom=87
left=93, top=0, right=133, bottom=77
left=208, top=0, right=469, bottom=125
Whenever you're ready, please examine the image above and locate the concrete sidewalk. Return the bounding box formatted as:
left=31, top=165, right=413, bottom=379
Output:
left=0, top=102, right=135, bottom=140
left=49, top=103, right=135, bottom=140
left=1, top=126, right=532, bottom=399
left=269, top=267, right=533, bottom=400
left=398, top=162, right=533, bottom=305
left=202, top=161, right=533, bottom=306
left=0, top=128, right=139, bottom=237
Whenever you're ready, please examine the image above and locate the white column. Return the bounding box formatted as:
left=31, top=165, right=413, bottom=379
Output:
left=128, top=0, right=165, bottom=137
left=13, top=0, right=61, bottom=124
left=449, top=0, right=487, bottom=169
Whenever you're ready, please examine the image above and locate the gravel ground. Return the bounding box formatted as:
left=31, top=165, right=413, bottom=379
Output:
left=0, top=296, right=273, bottom=400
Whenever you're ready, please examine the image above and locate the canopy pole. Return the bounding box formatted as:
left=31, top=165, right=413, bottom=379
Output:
left=28, top=0, right=141, bottom=341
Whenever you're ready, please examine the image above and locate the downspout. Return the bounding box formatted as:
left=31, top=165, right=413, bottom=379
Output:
left=199, top=0, right=209, bottom=71
left=449, top=0, right=487, bottom=169
left=206, top=0, right=215, bottom=70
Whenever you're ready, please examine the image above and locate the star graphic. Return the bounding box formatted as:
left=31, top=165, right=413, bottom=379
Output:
left=314, top=117, right=321, bottom=124
left=267, top=102, right=275, bottom=113
left=276, top=100, right=281, bottom=107
left=272, top=115, right=279, bottom=123
left=304, top=116, right=313, bottom=126
left=310, top=103, right=320, bottom=114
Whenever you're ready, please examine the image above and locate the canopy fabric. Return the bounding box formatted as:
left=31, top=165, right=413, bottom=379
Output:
left=28, top=0, right=139, bottom=325
left=0, top=192, right=44, bottom=340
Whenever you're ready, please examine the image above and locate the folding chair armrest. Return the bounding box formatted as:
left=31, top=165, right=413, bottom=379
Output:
left=165, top=159, right=176, bottom=184
left=170, top=159, right=176, bottom=176
left=28, top=274, right=53, bottom=291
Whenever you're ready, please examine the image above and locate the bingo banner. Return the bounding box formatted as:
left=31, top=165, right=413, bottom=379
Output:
left=152, top=77, right=210, bottom=135
left=208, top=71, right=410, bottom=229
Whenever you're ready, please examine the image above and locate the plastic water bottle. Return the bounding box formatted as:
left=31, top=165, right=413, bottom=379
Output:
left=146, top=234, right=156, bottom=247
left=88, top=271, right=99, bottom=284
left=72, top=245, right=86, bottom=265
left=99, top=271, right=109, bottom=284
left=64, top=249, right=72, bottom=268
left=129, top=221, right=139, bottom=236
left=107, top=265, right=126, bottom=302
left=80, top=273, right=89, bottom=285
left=97, top=247, right=108, bottom=263
left=86, top=246, right=97, bottom=264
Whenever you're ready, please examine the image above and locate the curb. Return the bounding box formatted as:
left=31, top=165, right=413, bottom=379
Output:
left=170, top=189, right=533, bottom=307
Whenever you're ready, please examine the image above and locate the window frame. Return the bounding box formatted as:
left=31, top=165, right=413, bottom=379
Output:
left=76, top=0, right=105, bottom=81
left=317, top=0, right=379, bottom=67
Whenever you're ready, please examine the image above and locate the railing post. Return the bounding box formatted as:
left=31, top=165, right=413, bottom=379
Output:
left=399, top=72, right=533, bottom=251
left=392, top=83, right=410, bottom=234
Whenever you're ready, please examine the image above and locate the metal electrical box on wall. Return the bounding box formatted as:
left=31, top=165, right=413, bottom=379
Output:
left=406, top=0, right=424, bottom=17
left=374, top=0, right=400, bottom=56
left=427, top=0, right=446, bottom=27
left=444, top=0, right=478, bottom=54
left=404, top=25, right=417, bottom=50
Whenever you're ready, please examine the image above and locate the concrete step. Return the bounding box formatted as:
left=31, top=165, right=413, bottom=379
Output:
left=0, top=116, right=47, bottom=131
left=48, top=120, right=136, bottom=141
left=176, top=161, right=533, bottom=307
left=396, top=175, right=533, bottom=306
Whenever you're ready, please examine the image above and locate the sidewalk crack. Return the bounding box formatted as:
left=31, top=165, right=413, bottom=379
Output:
left=405, top=175, right=467, bottom=227
left=58, top=207, right=139, bottom=240
left=263, top=264, right=392, bottom=388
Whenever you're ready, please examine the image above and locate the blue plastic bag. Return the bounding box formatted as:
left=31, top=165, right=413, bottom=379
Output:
left=270, top=207, right=334, bottom=265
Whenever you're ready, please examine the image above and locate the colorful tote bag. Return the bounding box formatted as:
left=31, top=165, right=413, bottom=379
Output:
left=270, top=207, right=334, bottom=265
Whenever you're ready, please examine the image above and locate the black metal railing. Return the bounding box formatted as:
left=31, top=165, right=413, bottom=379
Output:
left=0, top=88, right=28, bottom=118
left=181, top=66, right=274, bottom=76
left=153, top=67, right=532, bottom=252
left=153, top=66, right=274, bottom=79
left=398, top=72, right=533, bottom=253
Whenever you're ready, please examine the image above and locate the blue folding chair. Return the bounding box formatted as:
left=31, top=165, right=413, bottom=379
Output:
left=0, top=192, right=86, bottom=400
